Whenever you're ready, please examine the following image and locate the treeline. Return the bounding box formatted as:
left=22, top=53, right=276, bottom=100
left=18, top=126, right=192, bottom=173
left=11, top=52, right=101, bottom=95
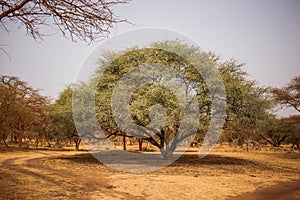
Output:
left=0, top=41, right=299, bottom=156
left=0, top=76, right=81, bottom=149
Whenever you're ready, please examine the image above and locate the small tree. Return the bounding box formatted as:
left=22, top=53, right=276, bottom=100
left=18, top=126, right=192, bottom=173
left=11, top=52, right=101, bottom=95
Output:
left=258, top=116, right=293, bottom=147
left=271, top=75, right=300, bottom=149
left=283, top=115, right=300, bottom=149
left=272, top=75, right=300, bottom=112
left=47, top=85, right=81, bottom=150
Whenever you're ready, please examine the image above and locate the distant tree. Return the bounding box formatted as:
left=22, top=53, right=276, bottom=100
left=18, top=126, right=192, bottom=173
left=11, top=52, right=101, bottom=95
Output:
left=283, top=115, right=300, bottom=150
left=0, top=0, right=128, bottom=42
left=219, top=61, right=271, bottom=150
left=0, top=75, right=48, bottom=147
left=47, top=85, right=81, bottom=150
left=258, top=116, right=293, bottom=147
left=272, top=75, right=300, bottom=112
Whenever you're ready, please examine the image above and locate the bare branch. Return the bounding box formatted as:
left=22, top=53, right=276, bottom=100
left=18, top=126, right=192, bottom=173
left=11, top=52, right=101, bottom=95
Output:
left=0, top=44, right=11, bottom=61
left=0, top=0, right=129, bottom=43
left=0, top=0, right=32, bottom=20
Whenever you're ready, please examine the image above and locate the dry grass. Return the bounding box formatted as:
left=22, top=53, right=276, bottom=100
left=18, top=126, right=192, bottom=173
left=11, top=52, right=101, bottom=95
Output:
left=0, top=145, right=299, bottom=199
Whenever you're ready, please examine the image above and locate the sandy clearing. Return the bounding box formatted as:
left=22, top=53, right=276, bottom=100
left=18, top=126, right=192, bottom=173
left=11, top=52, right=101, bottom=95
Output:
left=0, top=148, right=299, bottom=199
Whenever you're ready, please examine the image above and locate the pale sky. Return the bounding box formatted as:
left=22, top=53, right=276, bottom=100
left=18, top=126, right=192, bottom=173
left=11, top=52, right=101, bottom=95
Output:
left=0, top=0, right=299, bottom=116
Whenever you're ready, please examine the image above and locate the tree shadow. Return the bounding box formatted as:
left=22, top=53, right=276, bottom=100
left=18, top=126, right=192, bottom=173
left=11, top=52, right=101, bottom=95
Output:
left=53, top=150, right=275, bottom=174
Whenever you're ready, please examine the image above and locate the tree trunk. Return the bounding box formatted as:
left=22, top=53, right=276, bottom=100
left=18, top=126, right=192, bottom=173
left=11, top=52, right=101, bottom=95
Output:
left=18, top=137, right=22, bottom=148
left=14, top=135, right=18, bottom=144
left=35, top=138, right=39, bottom=149
left=160, top=142, right=177, bottom=160
left=123, top=135, right=126, bottom=151
left=75, top=138, right=81, bottom=150
left=291, top=139, right=300, bottom=150
left=4, top=140, right=8, bottom=148
left=1, top=139, right=8, bottom=148
left=45, top=138, right=51, bottom=147
left=136, top=138, right=143, bottom=151
left=160, top=149, right=173, bottom=160
left=246, top=133, right=250, bottom=152
left=246, top=139, right=249, bottom=152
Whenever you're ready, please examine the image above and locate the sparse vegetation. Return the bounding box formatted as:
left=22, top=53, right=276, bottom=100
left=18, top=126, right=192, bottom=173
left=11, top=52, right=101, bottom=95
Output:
left=1, top=40, right=299, bottom=199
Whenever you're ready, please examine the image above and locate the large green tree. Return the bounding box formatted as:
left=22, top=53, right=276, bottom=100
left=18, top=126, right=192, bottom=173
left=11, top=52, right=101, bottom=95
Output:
left=74, top=40, right=272, bottom=157
left=92, top=42, right=219, bottom=159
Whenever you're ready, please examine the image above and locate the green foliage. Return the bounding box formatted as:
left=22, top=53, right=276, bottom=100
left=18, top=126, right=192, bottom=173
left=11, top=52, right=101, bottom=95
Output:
left=281, top=115, right=300, bottom=149
left=93, top=42, right=214, bottom=159
left=258, top=116, right=294, bottom=147
left=219, top=60, right=272, bottom=147
left=57, top=40, right=275, bottom=153
left=46, top=85, right=81, bottom=149
left=130, top=84, right=180, bottom=127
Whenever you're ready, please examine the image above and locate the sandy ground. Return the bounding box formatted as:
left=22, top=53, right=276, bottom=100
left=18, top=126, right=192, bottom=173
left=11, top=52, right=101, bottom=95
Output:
left=0, top=146, right=299, bottom=200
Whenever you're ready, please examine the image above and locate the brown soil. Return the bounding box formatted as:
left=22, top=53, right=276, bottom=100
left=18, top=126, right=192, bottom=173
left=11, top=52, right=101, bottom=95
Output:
left=0, top=146, right=299, bottom=199
left=229, top=179, right=300, bottom=200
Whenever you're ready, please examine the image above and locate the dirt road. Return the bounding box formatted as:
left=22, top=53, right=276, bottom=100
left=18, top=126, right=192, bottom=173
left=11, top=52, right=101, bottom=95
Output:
left=0, top=151, right=143, bottom=199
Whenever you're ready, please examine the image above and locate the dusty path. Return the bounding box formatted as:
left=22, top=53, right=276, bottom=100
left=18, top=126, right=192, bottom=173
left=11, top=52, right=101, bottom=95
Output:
left=0, top=151, right=143, bottom=199
left=0, top=149, right=299, bottom=199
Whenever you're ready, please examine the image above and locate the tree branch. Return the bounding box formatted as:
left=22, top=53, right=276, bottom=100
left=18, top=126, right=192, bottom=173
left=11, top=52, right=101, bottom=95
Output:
left=0, top=0, right=32, bottom=20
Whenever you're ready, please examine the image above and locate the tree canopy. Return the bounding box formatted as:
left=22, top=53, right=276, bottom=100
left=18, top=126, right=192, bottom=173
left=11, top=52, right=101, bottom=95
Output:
left=92, top=44, right=213, bottom=159
left=219, top=61, right=272, bottom=149
left=258, top=116, right=294, bottom=147
left=0, top=75, right=48, bottom=147
left=71, top=40, right=272, bottom=158
left=272, top=75, right=300, bottom=113
left=46, top=85, right=82, bottom=149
